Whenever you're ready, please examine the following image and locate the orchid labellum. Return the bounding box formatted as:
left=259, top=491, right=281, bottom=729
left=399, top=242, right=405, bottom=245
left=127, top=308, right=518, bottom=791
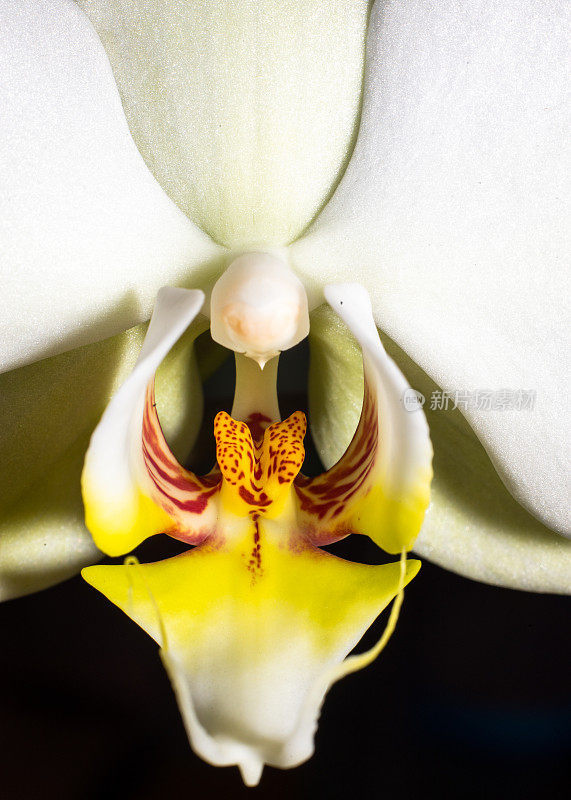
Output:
left=0, top=0, right=569, bottom=787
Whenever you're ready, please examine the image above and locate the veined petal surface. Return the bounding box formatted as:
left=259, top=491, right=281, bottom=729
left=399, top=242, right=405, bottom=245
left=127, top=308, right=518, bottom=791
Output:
left=78, top=0, right=369, bottom=248
left=307, top=305, right=571, bottom=594
left=0, top=0, right=223, bottom=373
left=83, top=534, right=419, bottom=784
left=291, top=0, right=571, bottom=535
left=298, top=285, right=432, bottom=554
left=82, top=289, right=218, bottom=557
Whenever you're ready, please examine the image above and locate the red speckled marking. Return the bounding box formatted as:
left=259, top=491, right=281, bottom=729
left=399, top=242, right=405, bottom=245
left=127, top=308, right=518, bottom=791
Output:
left=246, top=518, right=264, bottom=584
left=263, top=412, right=306, bottom=487
left=295, top=375, right=378, bottom=543
left=142, top=382, right=220, bottom=542
left=214, top=411, right=306, bottom=583
left=214, top=410, right=306, bottom=517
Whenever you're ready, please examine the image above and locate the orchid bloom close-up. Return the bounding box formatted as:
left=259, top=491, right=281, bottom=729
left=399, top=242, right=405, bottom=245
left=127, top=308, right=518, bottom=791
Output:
left=1, top=0, right=569, bottom=789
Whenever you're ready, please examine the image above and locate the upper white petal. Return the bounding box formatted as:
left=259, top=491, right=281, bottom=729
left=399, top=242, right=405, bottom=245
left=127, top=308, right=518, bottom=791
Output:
left=292, top=0, right=571, bottom=534
left=0, top=0, right=222, bottom=374
left=78, top=0, right=369, bottom=248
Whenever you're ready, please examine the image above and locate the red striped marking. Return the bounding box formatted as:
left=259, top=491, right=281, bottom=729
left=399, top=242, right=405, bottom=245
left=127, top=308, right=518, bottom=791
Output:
left=141, top=382, right=220, bottom=543
left=295, top=375, right=379, bottom=543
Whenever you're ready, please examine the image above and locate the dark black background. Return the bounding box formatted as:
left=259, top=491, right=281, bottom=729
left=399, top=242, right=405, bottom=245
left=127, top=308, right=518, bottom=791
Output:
left=1, top=347, right=569, bottom=800
left=1, top=560, right=570, bottom=800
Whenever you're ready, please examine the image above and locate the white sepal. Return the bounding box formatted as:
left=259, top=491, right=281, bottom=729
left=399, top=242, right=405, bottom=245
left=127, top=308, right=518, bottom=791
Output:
left=0, top=0, right=221, bottom=374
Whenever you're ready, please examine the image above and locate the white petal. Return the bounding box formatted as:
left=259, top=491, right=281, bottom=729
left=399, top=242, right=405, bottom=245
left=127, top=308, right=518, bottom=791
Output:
left=78, top=0, right=369, bottom=247
left=0, top=0, right=223, bottom=373
left=291, top=0, right=570, bottom=534
left=298, top=284, right=432, bottom=554
left=307, top=306, right=571, bottom=593
left=82, top=288, right=220, bottom=557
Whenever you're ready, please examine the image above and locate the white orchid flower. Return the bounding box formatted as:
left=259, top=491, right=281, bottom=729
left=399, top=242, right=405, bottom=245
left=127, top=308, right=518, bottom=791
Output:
left=1, top=0, right=569, bottom=786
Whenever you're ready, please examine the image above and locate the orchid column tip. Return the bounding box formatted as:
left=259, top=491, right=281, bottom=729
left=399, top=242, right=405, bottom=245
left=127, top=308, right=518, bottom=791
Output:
left=210, top=251, right=309, bottom=362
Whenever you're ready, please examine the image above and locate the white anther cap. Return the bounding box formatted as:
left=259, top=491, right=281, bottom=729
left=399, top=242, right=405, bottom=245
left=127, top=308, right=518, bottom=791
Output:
left=210, top=252, right=310, bottom=367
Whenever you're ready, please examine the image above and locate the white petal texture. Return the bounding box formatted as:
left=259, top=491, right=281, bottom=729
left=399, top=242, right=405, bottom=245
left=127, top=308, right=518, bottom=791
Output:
left=2, top=0, right=567, bottom=614
left=308, top=304, right=571, bottom=593
left=0, top=0, right=223, bottom=373
left=291, top=0, right=571, bottom=536
left=77, top=0, right=369, bottom=247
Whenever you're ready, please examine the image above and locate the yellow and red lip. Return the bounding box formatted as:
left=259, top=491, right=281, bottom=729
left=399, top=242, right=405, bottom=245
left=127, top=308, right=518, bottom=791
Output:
left=81, top=281, right=432, bottom=785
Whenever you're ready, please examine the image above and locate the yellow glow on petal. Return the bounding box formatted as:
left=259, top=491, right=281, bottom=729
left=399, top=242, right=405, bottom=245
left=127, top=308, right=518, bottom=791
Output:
left=82, top=404, right=422, bottom=777
left=82, top=526, right=420, bottom=674
left=83, top=527, right=420, bottom=779
left=294, top=294, right=434, bottom=555
left=82, top=478, right=178, bottom=558
left=352, top=469, right=433, bottom=553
